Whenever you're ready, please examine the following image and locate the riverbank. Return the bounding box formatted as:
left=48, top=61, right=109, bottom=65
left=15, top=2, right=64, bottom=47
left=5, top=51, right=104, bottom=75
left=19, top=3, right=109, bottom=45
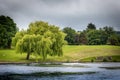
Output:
left=0, top=45, right=120, bottom=63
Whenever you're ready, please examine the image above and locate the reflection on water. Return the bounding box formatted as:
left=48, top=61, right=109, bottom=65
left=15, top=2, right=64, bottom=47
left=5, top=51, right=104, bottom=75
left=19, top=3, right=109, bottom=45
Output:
left=0, top=63, right=120, bottom=80
left=20, top=71, right=120, bottom=80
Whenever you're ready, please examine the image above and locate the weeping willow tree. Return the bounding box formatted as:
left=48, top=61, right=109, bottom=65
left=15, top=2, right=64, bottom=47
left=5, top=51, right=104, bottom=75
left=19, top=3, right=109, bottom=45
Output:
left=12, top=21, right=66, bottom=60
left=16, top=35, right=35, bottom=60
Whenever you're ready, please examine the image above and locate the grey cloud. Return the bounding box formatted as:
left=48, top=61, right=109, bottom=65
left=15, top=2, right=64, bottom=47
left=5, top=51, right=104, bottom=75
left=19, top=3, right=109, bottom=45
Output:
left=0, top=0, right=120, bottom=31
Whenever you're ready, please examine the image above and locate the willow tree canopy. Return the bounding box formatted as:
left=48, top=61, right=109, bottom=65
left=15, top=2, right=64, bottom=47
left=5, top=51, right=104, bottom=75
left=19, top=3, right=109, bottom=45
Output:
left=12, top=21, right=66, bottom=60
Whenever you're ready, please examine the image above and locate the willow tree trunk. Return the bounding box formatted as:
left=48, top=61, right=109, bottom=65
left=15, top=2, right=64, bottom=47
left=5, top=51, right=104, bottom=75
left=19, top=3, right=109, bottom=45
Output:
left=26, top=52, right=30, bottom=60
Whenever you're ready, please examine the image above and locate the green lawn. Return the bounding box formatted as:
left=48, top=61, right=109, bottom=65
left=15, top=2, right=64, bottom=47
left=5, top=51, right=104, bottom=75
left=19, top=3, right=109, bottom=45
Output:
left=0, top=45, right=120, bottom=63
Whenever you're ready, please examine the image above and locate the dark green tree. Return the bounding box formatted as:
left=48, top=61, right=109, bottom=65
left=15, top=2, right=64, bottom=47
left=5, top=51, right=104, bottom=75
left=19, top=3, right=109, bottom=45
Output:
left=102, top=26, right=115, bottom=37
left=79, top=32, right=88, bottom=45
left=74, top=33, right=80, bottom=45
left=107, top=34, right=120, bottom=45
left=87, top=30, right=100, bottom=45
left=86, top=26, right=117, bottom=45
left=87, top=30, right=108, bottom=45
left=101, top=26, right=117, bottom=45
left=0, top=15, right=17, bottom=48
left=86, top=23, right=96, bottom=30
left=63, top=27, right=76, bottom=44
left=99, top=29, right=108, bottom=44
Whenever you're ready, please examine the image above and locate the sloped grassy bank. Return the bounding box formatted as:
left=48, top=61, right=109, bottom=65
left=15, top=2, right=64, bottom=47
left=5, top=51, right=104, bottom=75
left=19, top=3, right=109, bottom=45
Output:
left=0, top=45, right=120, bottom=63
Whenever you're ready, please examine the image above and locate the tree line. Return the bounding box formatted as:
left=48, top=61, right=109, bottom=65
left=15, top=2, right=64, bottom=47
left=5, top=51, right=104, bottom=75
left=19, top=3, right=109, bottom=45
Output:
left=0, top=15, right=120, bottom=49
left=63, top=23, right=120, bottom=45
left=0, top=15, right=120, bottom=60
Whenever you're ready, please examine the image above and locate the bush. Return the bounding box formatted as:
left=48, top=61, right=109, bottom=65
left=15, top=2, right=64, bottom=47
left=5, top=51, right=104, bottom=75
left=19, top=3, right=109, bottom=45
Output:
left=91, top=59, right=94, bottom=62
left=103, top=58, right=108, bottom=62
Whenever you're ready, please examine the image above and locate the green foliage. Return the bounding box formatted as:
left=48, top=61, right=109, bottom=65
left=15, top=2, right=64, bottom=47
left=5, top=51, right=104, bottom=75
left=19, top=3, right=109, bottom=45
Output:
left=87, top=30, right=107, bottom=45
left=102, top=26, right=115, bottom=36
left=13, top=21, right=66, bottom=60
left=86, top=23, right=96, bottom=30
left=107, top=34, right=120, bottom=45
left=0, top=15, right=17, bottom=48
left=79, top=32, right=88, bottom=45
left=85, top=26, right=119, bottom=45
left=62, top=23, right=120, bottom=46
left=12, top=30, right=26, bottom=47
left=16, top=35, right=35, bottom=53
left=74, top=33, right=80, bottom=45
left=63, top=27, right=76, bottom=44
left=101, top=26, right=120, bottom=45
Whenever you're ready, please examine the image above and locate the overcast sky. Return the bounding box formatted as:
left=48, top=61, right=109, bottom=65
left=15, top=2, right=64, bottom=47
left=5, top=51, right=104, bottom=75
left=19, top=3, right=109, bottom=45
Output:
left=0, top=0, right=120, bottom=31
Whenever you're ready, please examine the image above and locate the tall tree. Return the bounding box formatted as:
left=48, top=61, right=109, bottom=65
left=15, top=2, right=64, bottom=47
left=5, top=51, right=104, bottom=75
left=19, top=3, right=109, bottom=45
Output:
left=79, top=32, right=88, bottom=45
left=0, top=15, right=17, bottom=48
left=87, top=30, right=105, bottom=45
left=74, top=33, right=80, bottom=45
left=63, top=27, right=76, bottom=44
left=107, top=34, right=120, bottom=45
left=86, top=23, right=96, bottom=30
left=13, top=21, right=66, bottom=60
left=102, top=26, right=115, bottom=37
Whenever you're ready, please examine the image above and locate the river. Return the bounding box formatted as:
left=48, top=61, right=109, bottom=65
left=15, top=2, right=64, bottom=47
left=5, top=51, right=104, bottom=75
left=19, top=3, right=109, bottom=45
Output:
left=0, top=62, right=120, bottom=80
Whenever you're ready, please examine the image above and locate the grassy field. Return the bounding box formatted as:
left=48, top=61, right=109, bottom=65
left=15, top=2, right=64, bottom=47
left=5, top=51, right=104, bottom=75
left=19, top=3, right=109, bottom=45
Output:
left=0, top=45, right=120, bottom=63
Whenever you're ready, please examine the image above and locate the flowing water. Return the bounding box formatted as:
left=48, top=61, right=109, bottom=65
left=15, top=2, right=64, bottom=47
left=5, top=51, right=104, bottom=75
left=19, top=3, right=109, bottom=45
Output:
left=0, top=63, right=120, bottom=80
